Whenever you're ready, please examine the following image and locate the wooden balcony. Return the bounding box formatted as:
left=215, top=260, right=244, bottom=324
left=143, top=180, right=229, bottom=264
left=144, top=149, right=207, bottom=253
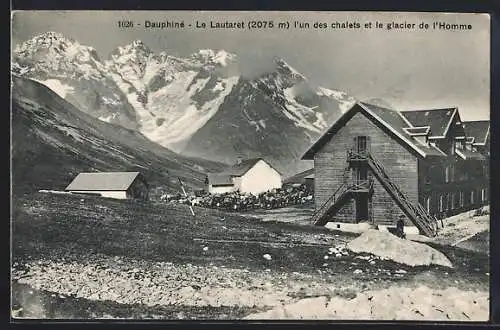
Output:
left=347, top=178, right=374, bottom=193
left=347, top=150, right=369, bottom=163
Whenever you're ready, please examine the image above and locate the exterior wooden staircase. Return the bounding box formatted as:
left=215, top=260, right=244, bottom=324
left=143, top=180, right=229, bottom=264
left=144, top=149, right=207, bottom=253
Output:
left=311, top=179, right=373, bottom=226
left=311, top=150, right=438, bottom=237
left=364, top=152, right=438, bottom=237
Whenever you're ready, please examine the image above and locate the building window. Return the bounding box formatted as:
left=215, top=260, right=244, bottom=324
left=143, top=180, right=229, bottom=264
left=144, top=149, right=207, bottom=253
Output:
left=459, top=191, right=464, bottom=208
left=425, top=196, right=431, bottom=213
left=354, top=136, right=369, bottom=154
left=445, top=166, right=450, bottom=183
left=471, top=190, right=475, bottom=205
left=481, top=189, right=486, bottom=203
left=439, top=195, right=444, bottom=212
left=425, top=166, right=433, bottom=184
left=447, top=192, right=453, bottom=210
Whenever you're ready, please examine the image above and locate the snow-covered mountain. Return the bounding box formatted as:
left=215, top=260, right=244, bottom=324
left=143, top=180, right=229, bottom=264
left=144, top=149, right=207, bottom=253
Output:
left=12, top=32, right=356, bottom=176
left=11, top=75, right=225, bottom=197
left=104, top=41, right=240, bottom=151
left=13, top=32, right=138, bottom=129
left=182, top=58, right=355, bottom=175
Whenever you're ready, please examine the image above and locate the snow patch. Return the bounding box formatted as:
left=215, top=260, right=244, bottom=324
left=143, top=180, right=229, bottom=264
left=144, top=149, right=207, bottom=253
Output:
left=98, top=113, right=117, bottom=123
left=212, top=80, right=226, bottom=92
left=213, top=50, right=236, bottom=67
left=317, top=86, right=346, bottom=100
left=55, top=125, right=86, bottom=143
left=140, top=74, right=239, bottom=148
left=317, top=86, right=356, bottom=113
left=313, top=112, right=327, bottom=128
left=245, top=286, right=489, bottom=320
left=347, top=229, right=453, bottom=268
left=34, top=79, right=74, bottom=98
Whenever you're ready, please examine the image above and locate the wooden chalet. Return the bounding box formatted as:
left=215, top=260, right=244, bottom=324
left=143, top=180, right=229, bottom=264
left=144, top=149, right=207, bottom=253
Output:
left=206, top=158, right=282, bottom=195
left=65, top=172, right=149, bottom=200
left=302, top=102, right=489, bottom=237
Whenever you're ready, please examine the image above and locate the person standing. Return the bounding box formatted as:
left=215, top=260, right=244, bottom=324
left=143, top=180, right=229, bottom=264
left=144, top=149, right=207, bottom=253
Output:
left=396, top=216, right=406, bottom=239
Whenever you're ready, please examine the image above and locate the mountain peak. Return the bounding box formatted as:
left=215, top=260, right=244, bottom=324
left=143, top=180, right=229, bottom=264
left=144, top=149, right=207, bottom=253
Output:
left=34, top=31, right=68, bottom=41
left=15, top=31, right=79, bottom=54
left=129, top=39, right=152, bottom=53
left=274, top=58, right=306, bottom=80
left=108, top=39, right=154, bottom=62
left=189, top=49, right=237, bottom=67
left=131, top=39, right=145, bottom=47
left=13, top=31, right=103, bottom=73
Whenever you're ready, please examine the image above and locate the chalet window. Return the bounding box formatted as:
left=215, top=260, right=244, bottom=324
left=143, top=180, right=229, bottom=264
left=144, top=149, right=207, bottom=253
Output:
left=483, top=163, right=489, bottom=177
left=353, top=136, right=370, bottom=154
left=450, top=164, right=455, bottom=182
left=424, top=166, right=433, bottom=184
left=445, top=166, right=450, bottom=183
left=471, top=190, right=475, bottom=204
left=439, top=195, right=444, bottom=212
left=447, top=192, right=453, bottom=210
left=457, top=163, right=467, bottom=181
left=459, top=191, right=464, bottom=208
left=481, top=189, right=486, bottom=203
left=425, top=196, right=431, bottom=213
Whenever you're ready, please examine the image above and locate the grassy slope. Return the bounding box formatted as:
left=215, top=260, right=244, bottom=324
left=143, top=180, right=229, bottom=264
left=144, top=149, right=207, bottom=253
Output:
left=12, top=192, right=342, bottom=272
left=11, top=75, right=226, bottom=197
left=11, top=193, right=489, bottom=319
left=12, top=192, right=489, bottom=282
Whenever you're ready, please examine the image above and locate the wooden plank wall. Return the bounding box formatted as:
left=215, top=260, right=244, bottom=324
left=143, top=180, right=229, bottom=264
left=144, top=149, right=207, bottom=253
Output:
left=314, top=110, right=419, bottom=226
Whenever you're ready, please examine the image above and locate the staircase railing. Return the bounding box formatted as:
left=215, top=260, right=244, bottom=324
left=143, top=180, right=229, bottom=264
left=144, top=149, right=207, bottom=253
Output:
left=310, top=177, right=375, bottom=226
left=310, top=182, right=350, bottom=225
left=346, top=149, right=369, bottom=162
left=365, top=153, right=437, bottom=236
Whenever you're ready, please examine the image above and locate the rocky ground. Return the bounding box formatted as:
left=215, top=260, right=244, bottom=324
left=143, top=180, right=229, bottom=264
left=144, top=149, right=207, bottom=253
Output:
left=244, top=286, right=489, bottom=321
left=10, top=192, right=490, bottom=320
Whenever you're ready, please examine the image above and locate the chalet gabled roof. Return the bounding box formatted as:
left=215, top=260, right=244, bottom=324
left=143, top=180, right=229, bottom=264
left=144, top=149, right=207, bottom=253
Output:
left=403, top=126, right=430, bottom=136
left=207, top=173, right=234, bottom=186
left=284, top=168, right=314, bottom=184
left=302, top=102, right=445, bottom=160
left=65, top=172, right=142, bottom=191
left=226, top=158, right=263, bottom=176
left=207, top=158, right=281, bottom=185
left=462, top=120, right=490, bottom=145
left=456, top=148, right=486, bottom=160
left=400, top=108, right=457, bottom=138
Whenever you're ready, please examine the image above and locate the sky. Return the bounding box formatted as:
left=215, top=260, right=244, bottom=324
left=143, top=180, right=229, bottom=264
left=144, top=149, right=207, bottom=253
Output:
left=11, top=11, right=490, bottom=120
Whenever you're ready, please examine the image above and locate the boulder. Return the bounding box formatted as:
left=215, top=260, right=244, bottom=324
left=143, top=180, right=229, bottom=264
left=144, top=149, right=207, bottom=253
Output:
left=347, top=230, right=453, bottom=268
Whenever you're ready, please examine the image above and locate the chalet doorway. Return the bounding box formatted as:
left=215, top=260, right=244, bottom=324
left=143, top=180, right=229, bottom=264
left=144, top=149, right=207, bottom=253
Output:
left=355, top=195, right=369, bottom=222
left=355, top=167, right=368, bottom=184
